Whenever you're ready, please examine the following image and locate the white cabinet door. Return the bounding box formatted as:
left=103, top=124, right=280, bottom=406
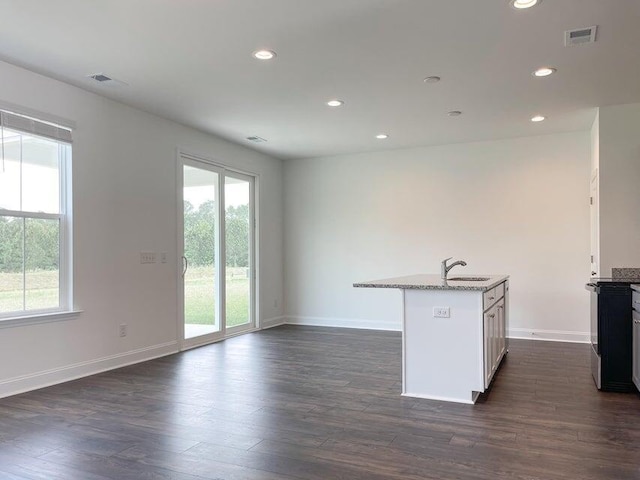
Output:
left=484, top=309, right=491, bottom=388
left=497, top=298, right=506, bottom=360
left=484, top=305, right=498, bottom=389
left=633, top=309, right=640, bottom=390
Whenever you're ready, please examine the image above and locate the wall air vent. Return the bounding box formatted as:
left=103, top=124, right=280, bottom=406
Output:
left=246, top=136, right=267, bottom=143
left=565, top=26, right=597, bottom=46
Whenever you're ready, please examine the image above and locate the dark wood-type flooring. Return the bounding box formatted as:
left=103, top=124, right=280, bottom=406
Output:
left=0, top=325, right=639, bottom=479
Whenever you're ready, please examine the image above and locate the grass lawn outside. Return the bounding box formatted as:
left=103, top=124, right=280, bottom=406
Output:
left=0, top=266, right=250, bottom=328
left=184, top=265, right=250, bottom=328
left=0, top=269, right=59, bottom=312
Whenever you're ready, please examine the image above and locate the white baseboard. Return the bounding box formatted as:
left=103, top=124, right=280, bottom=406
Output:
left=0, top=341, right=178, bottom=399
left=286, top=315, right=401, bottom=332
left=401, top=392, right=477, bottom=405
left=285, top=316, right=588, bottom=343
left=508, top=327, right=589, bottom=344
left=260, top=316, right=286, bottom=330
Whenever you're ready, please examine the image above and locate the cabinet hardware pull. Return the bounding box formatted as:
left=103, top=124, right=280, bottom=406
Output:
left=489, top=314, right=495, bottom=318
left=489, top=296, right=495, bottom=300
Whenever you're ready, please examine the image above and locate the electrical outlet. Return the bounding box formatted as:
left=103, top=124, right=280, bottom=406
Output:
left=119, top=323, right=127, bottom=337
left=433, top=307, right=450, bottom=318
left=140, top=252, right=156, bottom=264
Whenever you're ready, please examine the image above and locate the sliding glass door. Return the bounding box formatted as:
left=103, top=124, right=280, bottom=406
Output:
left=224, top=173, right=254, bottom=332
left=179, top=155, right=255, bottom=348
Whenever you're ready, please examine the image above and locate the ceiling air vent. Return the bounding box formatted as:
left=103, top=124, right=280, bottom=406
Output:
left=565, top=26, right=597, bottom=46
left=246, top=136, right=267, bottom=143
left=87, top=73, right=128, bottom=86
left=89, top=73, right=112, bottom=82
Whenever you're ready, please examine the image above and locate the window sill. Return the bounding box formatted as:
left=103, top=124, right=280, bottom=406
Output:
left=0, top=310, right=83, bottom=329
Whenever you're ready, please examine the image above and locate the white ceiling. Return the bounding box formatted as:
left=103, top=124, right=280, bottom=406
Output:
left=0, top=0, right=639, bottom=160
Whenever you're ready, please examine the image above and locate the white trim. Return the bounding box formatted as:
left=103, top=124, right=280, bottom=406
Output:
left=180, top=327, right=260, bottom=351
left=0, top=309, right=82, bottom=329
left=177, top=146, right=258, bottom=178
left=401, top=290, right=406, bottom=394
left=508, top=327, right=589, bottom=344
left=401, top=392, right=477, bottom=405
left=284, top=316, right=589, bottom=344
left=0, top=341, right=178, bottom=399
left=286, top=315, right=401, bottom=331
left=0, top=210, right=61, bottom=220
left=176, top=148, right=259, bottom=351
left=0, top=135, right=73, bottom=320
left=261, top=316, right=286, bottom=329
left=251, top=173, right=258, bottom=333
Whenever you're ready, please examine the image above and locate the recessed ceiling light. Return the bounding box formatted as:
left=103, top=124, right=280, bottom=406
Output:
left=253, top=49, right=276, bottom=60
left=510, top=0, right=540, bottom=9
left=423, top=76, right=441, bottom=83
left=447, top=111, right=462, bottom=117
left=376, top=134, right=389, bottom=140
left=533, top=67, right=556, bottom=77
left=531, top=115, right=546, bottom=122
left=327, top=100, right=344, bottom=107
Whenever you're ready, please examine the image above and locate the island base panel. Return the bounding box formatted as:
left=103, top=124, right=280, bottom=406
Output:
left=403, top=289, right=485, bottom=404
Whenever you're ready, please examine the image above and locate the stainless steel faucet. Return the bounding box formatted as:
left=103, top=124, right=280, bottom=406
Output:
left=441, top=257, right=468, bottom=280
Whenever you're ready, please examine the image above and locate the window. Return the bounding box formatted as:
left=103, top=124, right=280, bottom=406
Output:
left=0, top=109, right=72, bottom=319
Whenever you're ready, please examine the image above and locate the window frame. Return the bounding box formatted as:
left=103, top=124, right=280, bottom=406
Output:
left=0, top=107, right=78, bottom=325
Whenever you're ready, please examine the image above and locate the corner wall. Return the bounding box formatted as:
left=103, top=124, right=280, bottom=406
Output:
left=0, top=60, right=284, bottom=397
left=284, top=132, right=591, bottom=341
left=598, top=103, right=640, bottom=275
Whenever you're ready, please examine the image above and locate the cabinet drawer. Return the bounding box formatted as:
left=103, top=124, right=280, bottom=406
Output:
left=484, top=282, right=505, bottom=310
left=633, top=290, right=640, bottom=312
left=483, top=288, right=498, bottom=309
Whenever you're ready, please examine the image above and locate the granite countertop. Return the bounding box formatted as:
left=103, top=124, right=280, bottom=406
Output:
left=632, top=284, right=640, bottom=293
left=353, top=274, right=509, bottom=292
left=590, top=278, right=640, bottom=284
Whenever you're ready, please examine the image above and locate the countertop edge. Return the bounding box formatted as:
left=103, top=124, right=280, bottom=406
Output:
left=353, top=275, right=509, bottom=292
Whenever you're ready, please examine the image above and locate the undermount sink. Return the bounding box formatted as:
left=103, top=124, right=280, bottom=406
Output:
left=447, top=277, right=490, bottom=282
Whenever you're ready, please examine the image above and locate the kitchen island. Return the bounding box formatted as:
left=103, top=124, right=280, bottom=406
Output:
left=354, top=274, right=509, bottom=404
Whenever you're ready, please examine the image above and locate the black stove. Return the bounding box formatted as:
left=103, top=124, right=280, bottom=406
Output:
left=586, top=279, right=638, bottom=392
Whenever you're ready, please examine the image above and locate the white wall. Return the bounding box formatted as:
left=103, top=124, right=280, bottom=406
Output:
left=284, top=132, right=591, bottom=341
left=598, top=102, right=640, bottom=275
left=0, top=60, right=284, bottom=397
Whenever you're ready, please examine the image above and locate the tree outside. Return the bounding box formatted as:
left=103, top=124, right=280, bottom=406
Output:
left=183, top=200, right=251, bottom=328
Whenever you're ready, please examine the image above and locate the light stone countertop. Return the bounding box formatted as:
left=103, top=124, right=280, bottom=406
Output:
left=354, top=274, right=509, bottom=292
left=632, top=284, right=640, bottom=293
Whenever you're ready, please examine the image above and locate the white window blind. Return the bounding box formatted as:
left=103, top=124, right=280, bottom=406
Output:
left=0, top=110, right=72, bottom=144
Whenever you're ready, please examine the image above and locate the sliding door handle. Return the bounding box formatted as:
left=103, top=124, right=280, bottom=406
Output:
left=182, top=256, right=188, bottom=278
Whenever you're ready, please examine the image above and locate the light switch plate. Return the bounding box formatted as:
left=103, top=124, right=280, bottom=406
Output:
left=140, top=252, right=156, bottom=264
